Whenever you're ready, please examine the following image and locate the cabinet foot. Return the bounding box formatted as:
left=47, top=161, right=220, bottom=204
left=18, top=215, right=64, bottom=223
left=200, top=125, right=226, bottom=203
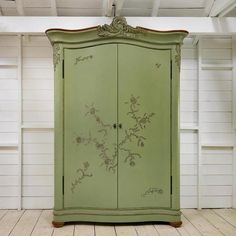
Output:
left=52, top=221, right=64, bottom=228
left=169, top=221, right=182, bottom=228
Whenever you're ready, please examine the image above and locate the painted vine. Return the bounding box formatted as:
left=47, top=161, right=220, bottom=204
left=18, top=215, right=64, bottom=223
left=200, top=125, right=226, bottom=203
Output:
left=71, top=95, right=155, bottom=193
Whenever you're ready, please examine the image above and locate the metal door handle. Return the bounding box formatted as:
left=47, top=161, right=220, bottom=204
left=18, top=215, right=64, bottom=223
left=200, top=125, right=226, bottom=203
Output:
left=113, top=124, right=117, bottom=129
left=119, top=124, right=122, bottom=129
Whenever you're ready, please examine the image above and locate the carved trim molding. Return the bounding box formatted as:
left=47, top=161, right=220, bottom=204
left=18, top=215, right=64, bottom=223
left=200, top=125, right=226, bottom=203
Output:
left=175, top=45, right=181, bottom=71
left=53, top=44, right=60, bottom=71
left=97, top=16, right=143, bottom=38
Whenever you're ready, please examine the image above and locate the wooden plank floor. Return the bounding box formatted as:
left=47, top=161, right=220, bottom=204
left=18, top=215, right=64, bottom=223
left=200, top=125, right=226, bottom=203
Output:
left=0, top=209, right=236, bottom=236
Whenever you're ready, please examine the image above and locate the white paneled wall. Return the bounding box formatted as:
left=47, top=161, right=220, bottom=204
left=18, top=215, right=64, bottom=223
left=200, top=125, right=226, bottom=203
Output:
left=180, top=38, right=198, bottom=208
left=22, top=36, right=54, bottom=208
left=0, top=35, right=235, bottom=209
left=200, top=37, right=234, bottom=208
left=0, top=36, right=19, bottom=208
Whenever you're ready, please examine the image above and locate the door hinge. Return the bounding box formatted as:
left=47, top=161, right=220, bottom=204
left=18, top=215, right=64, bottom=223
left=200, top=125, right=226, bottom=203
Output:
left=62, top=59, right=64, bottom=79
left=170, top=60, right=173, bottom=80
left=170, top=176, right=173, bottom=195
left=62, top=176, right=64, bottom=195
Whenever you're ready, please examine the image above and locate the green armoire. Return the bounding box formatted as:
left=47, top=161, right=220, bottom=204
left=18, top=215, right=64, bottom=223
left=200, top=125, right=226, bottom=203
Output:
left=46, top=17, right=188, bottom=227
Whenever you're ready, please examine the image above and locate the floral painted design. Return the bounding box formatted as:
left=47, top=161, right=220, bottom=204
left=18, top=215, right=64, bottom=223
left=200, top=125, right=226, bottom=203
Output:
left=142, top=187, right=164, bottom=197
left=85, top=103, right=112, bottom=137
left=119, top=95, right=155, bottom=166
left=75, top=132, right=117, bottom=173
left=71, top=162, right=93, bottom=193
left=72, top=95, right=155, bottom=192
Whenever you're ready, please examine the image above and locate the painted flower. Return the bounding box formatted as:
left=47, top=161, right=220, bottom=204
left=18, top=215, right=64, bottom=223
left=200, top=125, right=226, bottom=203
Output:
left=76, top=136, right=82, bottom=143
left=96, top=143, right=104, bottom=149
left=83, top=162, right=89, bottom=169
left=130, top=161, right=135, bottom=167
left=139, top=117, right=147, bottom=124
left=130, top=96, right=137, bottom=104
left=90, top=107, right=96, bottom=115
left=104, top=159, right=110, bottom=165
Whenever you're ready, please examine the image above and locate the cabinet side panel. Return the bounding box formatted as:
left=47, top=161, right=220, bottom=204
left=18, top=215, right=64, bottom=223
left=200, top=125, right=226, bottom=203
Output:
left=54, top=44, right=64, bottom=210
left=172, top=45, right=181, bottom=210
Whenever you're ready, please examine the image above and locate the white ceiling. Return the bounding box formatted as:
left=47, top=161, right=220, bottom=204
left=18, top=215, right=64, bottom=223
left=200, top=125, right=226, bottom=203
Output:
left=0, top=0, right=235, bottom=17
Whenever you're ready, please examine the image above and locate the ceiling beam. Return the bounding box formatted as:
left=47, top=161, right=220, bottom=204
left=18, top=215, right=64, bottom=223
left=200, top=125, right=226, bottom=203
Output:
left=219, top=2, right=236, bottom=16
left=15, top=0, right=25, bottom=16
left=0, top=0, right=15, bottom=8
left=1, top=17, right=236, bottom=35
left=102, top=0, right=108, bottom=16
left=151, top=0, right=161, bottom=17
left=103, top=0, right=113, bottom=17
left=50, top=0, right=58, bottom=16
left=116, top=0, right=125, bottom=16
left=209, top=0, right=236, bottom=16
left=204, top=0, right=215, bottom=16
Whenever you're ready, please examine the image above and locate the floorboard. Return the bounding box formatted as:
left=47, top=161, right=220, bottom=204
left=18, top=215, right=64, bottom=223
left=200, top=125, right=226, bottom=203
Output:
left=31, top=210, right=54, bottom=236
left=74, top=224, right=94, bottom=236
left=115, top=225, right=138, bottom=236
left=214, top=209, right=236, bottom=228
left=95, top=225, right=116, bottom=236
left=52, top=225, right=74, bottom=236
left=0, top=209, right=236, bottom=236
left=154, top=224, right=180, bottom=236
left=0, top=210, right=8, bottom=220
left=200, top=209, right=236, bottom=236
left=0, top=210, right=24, bottom=236
left=182, top=209, right=224, bottom=236
left=177, top=215, right=202, bottom=236
left=9, top=210, right=42, bottom=236
left=134, top=225, right=159, bottom=236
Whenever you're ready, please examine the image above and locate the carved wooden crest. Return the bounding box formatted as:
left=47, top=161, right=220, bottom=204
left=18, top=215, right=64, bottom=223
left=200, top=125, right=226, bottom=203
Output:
left=97, top=16, right=143, bottom=38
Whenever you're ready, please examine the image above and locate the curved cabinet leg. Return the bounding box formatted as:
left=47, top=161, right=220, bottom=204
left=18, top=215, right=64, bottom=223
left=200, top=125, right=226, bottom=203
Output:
left=52, top=221, right=64, bottom=228
left=169, top=221, right=182, bottom=228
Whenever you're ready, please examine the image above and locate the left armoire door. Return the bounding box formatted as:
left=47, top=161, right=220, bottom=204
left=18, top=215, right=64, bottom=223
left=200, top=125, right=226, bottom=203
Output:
left=63, top=44, right=118, bottom=209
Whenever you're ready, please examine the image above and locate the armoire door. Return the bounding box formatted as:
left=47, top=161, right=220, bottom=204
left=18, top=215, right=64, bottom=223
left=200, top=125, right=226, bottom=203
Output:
left=63, top=44, right=118, bottom=209
left=118, top=44, right=172, bottom=208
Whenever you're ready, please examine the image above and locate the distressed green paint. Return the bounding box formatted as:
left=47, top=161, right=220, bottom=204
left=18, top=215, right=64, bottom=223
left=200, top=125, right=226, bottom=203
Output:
left=118, top=45, right=171, bottom=209
left=53, top=43, right=64, bottom=211
left=64, top=45, right=118, bottom=209
left=171, top=44, right=182, bottom=210
left=46, top=17, right=188, bottom=224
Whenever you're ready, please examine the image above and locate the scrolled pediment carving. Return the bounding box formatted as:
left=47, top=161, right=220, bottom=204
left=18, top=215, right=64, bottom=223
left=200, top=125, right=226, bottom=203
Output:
left=97, top=16, right=143, bottom=38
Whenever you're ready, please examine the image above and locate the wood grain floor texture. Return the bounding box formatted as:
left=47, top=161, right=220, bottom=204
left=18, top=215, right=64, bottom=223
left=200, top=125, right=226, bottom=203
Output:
left=0, top=209, right=236, bottom=236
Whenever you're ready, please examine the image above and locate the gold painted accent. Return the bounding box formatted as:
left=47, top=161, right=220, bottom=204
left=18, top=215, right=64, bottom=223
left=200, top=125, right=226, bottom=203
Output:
left=97, top=16, right=143, bottom=38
